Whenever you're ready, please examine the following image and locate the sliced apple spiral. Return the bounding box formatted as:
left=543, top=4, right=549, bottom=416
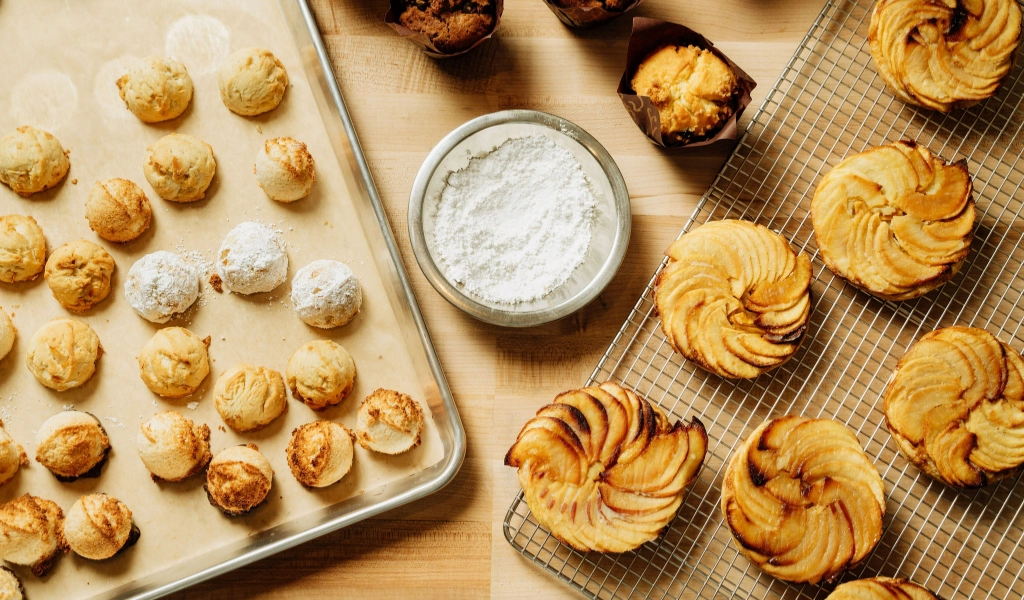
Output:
left=655, top=219, right=813, bottom=379
left=811, top=141, right=974, bottom=301
left=869, top=0, right=1021, bottom=112
left=505, top=382, right=707, bottom=553
left=721, top=416, right=886, bottom=584
left=827, top=576, right=941, bottom=600
left=884, top=326, right=1024, bottom=488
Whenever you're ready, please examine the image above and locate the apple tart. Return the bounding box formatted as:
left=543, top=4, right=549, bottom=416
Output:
left=722, top=416, right=886, bottom=584
left=826, top=576, right=940, bottom=600
left=869, top=0, right=1022, bottom=112
left=884, top=326, right=1024, bottom=487
left=811, top=141, right=974, bottom=301
left=505, top=382, right=707, bottom=553
left=655, top=219, right=812, bottom=379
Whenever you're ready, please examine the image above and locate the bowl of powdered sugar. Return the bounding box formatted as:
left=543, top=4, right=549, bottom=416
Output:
left=409, top=110, right=630, bottom=327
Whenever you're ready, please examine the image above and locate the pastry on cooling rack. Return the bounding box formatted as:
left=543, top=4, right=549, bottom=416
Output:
left=721, top=416, right=885, bottom=584
left=869, top=0, right=1021, bottom=112
left=811, top=140, right=974, bottom=301
left=826, top=576, right=940, bottom=600
left=885, top=326, right=1024, bottom=487
left=505, top=381, right=707, bottom=553
left=655, top=219, right=812, bottom=379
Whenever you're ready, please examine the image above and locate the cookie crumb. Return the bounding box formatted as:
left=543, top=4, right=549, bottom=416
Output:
left=71, top=178, right=78, bottom=185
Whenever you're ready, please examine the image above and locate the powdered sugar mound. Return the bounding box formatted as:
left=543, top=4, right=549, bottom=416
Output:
left=290, top=259, right=362, bottom=328
left=124, top=251, right=200, bottom=323
left=217, top=222, right=288, bottom=294
left=432, top=135, right=597, bottom=304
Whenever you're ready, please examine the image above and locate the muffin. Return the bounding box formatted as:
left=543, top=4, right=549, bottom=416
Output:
left=356, top=389, right=425, bottom=455
left=0, top=126, right=70, bottom=197
left=286, top=340, right=356, bottom=411
left=0, top=214, right=46, bottom=283
left=26, top=318, right=102, bottom=391
left=0, top=421, right=26, bottom=487
left=286, top=421, right=354, bottom=488
left=0, top=307, right=15, bottom=362
left=0, top=494, right=67, bottom=576
left=255, top=137, right=315, bottom=202
left=124, top=251, right=200, bottom=323
left=396, top=0, right=498, bottom=54
left=85, top=178, right=153, bottom=242
left=143, top=133, right=216, bottom=203
left=544, top=0, right=639, bottom=28
left=216, top=222, right=288, bottom=294
left=116, top=56, right=193, bottom=123
left=217, top=48, right=288, bottom=116
left=290, top=259, right=362, bottom=328
left=0, top=567, right=23, bottom=599
left=205, top=444, right=274, bottom=516
left=44, top=239, right=116, bottom=312
left=64, top=494, right=138, bottom=560
left=138, top=327, right=211, bottom=398
left=213, top=364, right=288, bottom=432
left=137, top=411, right=211, bottom=482
left=35, top=411, right=110, bottom=480
left=827, top=577, right=939, bottom=600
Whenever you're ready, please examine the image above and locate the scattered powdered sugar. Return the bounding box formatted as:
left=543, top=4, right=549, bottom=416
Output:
left=432, top=135, right=597, bottom=304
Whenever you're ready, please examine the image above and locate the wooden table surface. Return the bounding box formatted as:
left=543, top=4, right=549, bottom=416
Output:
left=177, top=0, right=826, bottom=597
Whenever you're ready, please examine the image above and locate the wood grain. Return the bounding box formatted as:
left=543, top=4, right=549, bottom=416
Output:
left=177, top=0, right=825, bottom=597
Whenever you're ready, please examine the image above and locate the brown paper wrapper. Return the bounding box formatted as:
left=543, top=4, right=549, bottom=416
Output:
left=385, top=0, right=504, bottom=58
left=617, top=17, right=757, bottom=148
left=541, top=0, right=644, bottom=29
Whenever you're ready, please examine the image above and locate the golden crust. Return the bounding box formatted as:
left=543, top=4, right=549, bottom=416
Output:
left=116, top=56, right=193, bottom=123
left=217, top=48, right=288, bottom=117
left=255, top=137, right=315, bottom=202
left=138, top=327, right=210, bottom=398
left=0, top=214, right=46, bottom=283
left=655, top=219, right=812, bottom=379
left=205, top=444, right=273, bottom=516
left=214, top=364, right=287, bottom=432
left=286, top=340, right=355, bottom=411
left=44, top=240, right=116, bottom=312
left=505, top=382, right=707, bottom=553
left=810, top=140, right=974, bottom=301
left=64, top=493, right=135, bottom=560
left=721, top=416, right=885, bottom=584
left=826, top=576, right=941, bottom=600
left=355, top=389, right=425, bottom=455
left=25, top=318, right=102, bottom=391
left=0, top=126, right=70, bottom=197
left=0, top=494, right=67, bottom=576
left=85, top=178, right=152, bottom=242
left=143, top=134, right=216, bottom=203
left=286, top=420, right=354, bottom=487
left=0, top=420, right=27, bottom=487
left=137, top=411, right=211, bottom=482
left=35, top=411, right=110, bottom=480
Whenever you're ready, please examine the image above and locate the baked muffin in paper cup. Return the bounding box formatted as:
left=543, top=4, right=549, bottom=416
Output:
left=618, top=17, right=757, bottom=148
left=541, top=0, right=645, bottom=29
left=386, top=0, right=504, bottom=58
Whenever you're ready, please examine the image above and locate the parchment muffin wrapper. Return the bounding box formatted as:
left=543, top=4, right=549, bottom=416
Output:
left=385, top=0, right=504, bottom=58
left=541, top=0, right=645, bottom=29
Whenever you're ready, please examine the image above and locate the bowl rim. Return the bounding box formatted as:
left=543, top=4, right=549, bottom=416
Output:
left=407, top=109, right=631, bottom=328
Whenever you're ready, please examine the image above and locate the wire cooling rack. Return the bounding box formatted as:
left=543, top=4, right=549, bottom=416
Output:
left=504, top=0, right=1024, bottom=598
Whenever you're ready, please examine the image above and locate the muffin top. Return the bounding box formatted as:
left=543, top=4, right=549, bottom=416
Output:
left=0, top=494, right=67, bottom=576
left=137, top=411, right=211, bottom=481
left=398, top=0, right=496, bottom=54
left=205, top=444, right=274, bottom=516
left=35, top=411, right=110, bottom=479
left=64, top=494, right=135, bottom=560
left=286, top=420, right=354, bottom=488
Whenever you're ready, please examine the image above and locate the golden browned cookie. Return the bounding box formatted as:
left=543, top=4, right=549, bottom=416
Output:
left=116, top=56, right=193, bottom=123
left=143, top=133, right=216, bottom=202
left=138, top=327, right=210, bottom=398
left=0, top=126, right=70, bottom=196
left=869, top=0, right=1021, bottom=112
left=0, top=307, right=15, bottom=362
left=214, top=364, right=287, bottom=432
left=255, top=137, right=315, bottom=202
left=205, top=444, right=274, bottom=516
left=0, top=494, right=67, bottom=576
left=655, top=219, right=812, bottom=379
left=217, top=48, right=288, bottom=116
left=721, top=416, right=885, bottom=584
left=356, top=388, right=425, bottom=455
left=0, top=566, right=24, bottom=599
left=137, top=411, right=211, bottom=482
left=35, top=411, right=110, bottom=480
left=26, top=318, right=102, bottom=391
left=286, top=340, right=355, bottom=411
left=506, top=382, right=707, bottom=553
left=811, top=141, right=974, bottom=301
left=398, top=0, right=497, bottom=54
left=0, top=214, right=46, bottom=283
left=85, top=178, right=152, bottom=242
left=631, top=45, right=739, bottom=144
left=64, top=494, right=137, bottom=560
left=286, top=420, right=354, bottom=488
left=826, top=577, right=940, bottom=600
left=44, top=239, right=116, bottom=312
left=0, top=421, right=26, bottom=487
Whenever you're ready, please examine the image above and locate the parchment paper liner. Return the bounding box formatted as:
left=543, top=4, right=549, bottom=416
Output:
left=385, top=0, right=504, bottom=58
left=541, top=0, right=644, bottom=29
left=617, top=17, right=757, bottom=148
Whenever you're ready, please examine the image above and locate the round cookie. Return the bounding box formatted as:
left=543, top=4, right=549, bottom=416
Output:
left=137, top=411, right=211, bottom=482
left=143, top=133, right=216, bottom=202
left=0, top=494, right=67, bottom=576
left=291, top=259, right=362, bottom=328
left=0, top=421, right=26, bottom=487
left=286, top=420, right=354, bottom=488
left=85, top=178, right=152, bottom=242
left=216, top=222, right=288, bottom=294
left=0, top=308, right=15, bottom=362
left=124, top=251, right=199, bottom=323
left=205, top=444, right=274, bottom=516
left=355, top=389, right=424, bottom=455
left=0, top=214, right=46, bottom=283
left=0, top=126, right=70, bottom=196
left=26, top=318, right=102, bottom=391
left=286, top=340, right=356, bottom=411
left=64, top=494, right=138, bottom=560
left=213, top=364, right=287, bottom=432
left=217, top=48, right=289, bottom=116
left=0, top=567, right=23, bottom=600
left=116, top=56, right=193, bottom=123
left=255, top=137, right=315, bottom=202
left=35, top=411, right=110, bottom=480
left=138, top=327, right=210, bottom=398
left=44, top=240, right=116, bottom=312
